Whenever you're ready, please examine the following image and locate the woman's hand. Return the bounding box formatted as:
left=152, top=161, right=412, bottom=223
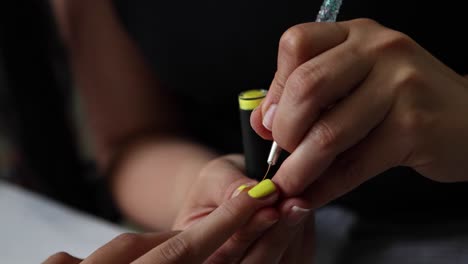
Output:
left=43, top=177, right=279, bottom=264
left=173, top=154, right=315, bottom=263
left=251, top=19, right=468, bottom=209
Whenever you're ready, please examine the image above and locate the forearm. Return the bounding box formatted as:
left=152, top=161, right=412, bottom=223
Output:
left=50, top=0, right=208, bottom=229
left=52, top=0, right=174, bottom=168
left=112, top=138, right=218, bottom=230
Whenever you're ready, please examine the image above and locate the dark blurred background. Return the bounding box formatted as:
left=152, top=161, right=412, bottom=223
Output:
left=2, top=0, right=468, bottom=225
left=0, top=0, right=119, bottom=222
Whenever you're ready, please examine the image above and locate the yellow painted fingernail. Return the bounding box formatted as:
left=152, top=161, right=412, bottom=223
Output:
left=248, top=179, right=276, bottom=199
left=231, top=183, right=255, bottom=198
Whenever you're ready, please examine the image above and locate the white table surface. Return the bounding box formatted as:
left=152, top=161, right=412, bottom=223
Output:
left=0, top=179, right=355, bottom=264
left=0, top=180, right=129, bottom=263
left=3, top=179, right=466, bottom=264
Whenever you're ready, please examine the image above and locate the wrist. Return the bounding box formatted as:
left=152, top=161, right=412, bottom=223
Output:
left=172, top=146, right=219, bottom=206
left=110, top=137, right=218, bottom=230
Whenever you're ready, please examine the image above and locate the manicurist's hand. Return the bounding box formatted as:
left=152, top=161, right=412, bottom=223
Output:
left=43, top=171, right=279, bottom=264
left=173, top=154, right=315, bottom=264
left=251, top=18, right=468, bottom=209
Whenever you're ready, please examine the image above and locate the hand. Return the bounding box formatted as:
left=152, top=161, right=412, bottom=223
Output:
left=251, top=19, right=468, bottom=209
left=173, top=154, right=315, bottom=263
left=43, top=180, right=278, bottom=264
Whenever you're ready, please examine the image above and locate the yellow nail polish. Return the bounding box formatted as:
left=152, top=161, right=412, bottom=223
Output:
left=237, top=184, right=249, bottom=192
left=231, top=183, right=255, bottom=198
left=248, top=179, right=276, bottom=199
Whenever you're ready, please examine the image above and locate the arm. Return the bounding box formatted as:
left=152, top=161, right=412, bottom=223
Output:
left=50, top=0, right=216, bottom=230
left=50, top=3, right=315, bottom=263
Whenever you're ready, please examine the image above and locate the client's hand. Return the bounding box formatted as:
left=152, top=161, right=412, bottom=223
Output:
left=173, top=154, right=315, bottom=263
left=43, top=178, right=278, bottom=264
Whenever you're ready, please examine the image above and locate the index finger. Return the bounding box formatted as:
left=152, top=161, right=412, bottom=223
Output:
left=251, top=22, right=348, bottom=139
left=135, top=180, right=279, bottom=264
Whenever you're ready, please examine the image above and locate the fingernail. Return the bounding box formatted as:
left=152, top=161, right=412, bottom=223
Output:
left=248, top=179, right=277, bottom=199
left=231, top=182, right=256, bottom=198
left=287, top=206, right=311, bottom=226
left=262, top=104, right=277, bottom=131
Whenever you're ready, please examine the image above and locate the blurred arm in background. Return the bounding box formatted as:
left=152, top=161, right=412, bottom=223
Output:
left=50, top=0, right=217, bottom=230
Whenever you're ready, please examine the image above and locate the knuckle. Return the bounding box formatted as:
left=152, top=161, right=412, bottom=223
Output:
left=397, top=108, right=433, bottom=137
left=159, top=236, right=191, bottom=262
left=112, top=233, right=142, bottom=249
left=308, top=120, right=338, bottom=151
left=285, top=62, right=326, bottom=105
left=279, top=24, right=309, bottom=60
left=392, top=66, right=425, bottom=95
left=198, top=160, right=220, bottom=183
left=198, top=155, right=243, bottom=185
left=373, top=29, right=416, bottom=56
left=45, top=252, right=74, bottom=263
left=200, top=157, right=222, bottom=173
left=344, top=18, right=381, bottom=41
left=351, top=18, right=380, bottom=27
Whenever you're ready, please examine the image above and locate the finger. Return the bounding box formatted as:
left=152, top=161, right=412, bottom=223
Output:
left=136, top=181, right=279, bottom=264
left=274, top=65, right=393, bottom=196
left=205, top=207, right=279, bottom=263
left=303, top=112, right=407, bottom=209
left=174, top=154, right=257, bottom=230
left=251, top=22, right=349, bottom=139
left=42, top=252, right=82, bottom=264
left=279, top=225, right=304, bottom=264
left=242, top=198, right=311, bottom=264
left=250, top=106, right=272, bottom=140
left=81, top=231, right=179, bottom=264
left=200, top=154, right=258, bottom=205
left=274, top=36, right=375, bottom=153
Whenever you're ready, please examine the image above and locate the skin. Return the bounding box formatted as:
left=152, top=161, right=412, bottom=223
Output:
left=42, top=188, right=279, bottom=264
left=49, top=0, right=314, bottom=263
left=173, top=155, right=314, bottom=264
left=251, top=19, right=468, bottom=209
left=49, top=1, right=467, bottom=262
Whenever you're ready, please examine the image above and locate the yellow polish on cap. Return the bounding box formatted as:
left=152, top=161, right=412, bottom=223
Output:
left=238, top=89, right=267, bottom=110
left=248, top=179, right=276, bottom=199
